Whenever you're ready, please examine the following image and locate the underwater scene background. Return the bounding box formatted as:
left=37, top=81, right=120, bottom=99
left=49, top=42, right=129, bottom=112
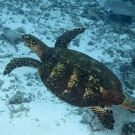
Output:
left=0, top=0, right=135, bottom=135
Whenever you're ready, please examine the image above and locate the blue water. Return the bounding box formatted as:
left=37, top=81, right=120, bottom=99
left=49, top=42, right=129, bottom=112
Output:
left=0, top=0, right=135, bottom=135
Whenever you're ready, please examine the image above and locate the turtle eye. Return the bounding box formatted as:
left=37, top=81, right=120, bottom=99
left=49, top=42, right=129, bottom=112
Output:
left=22, top=34, right=30, bottom=42
left=25, top=35, right=31, bottom=41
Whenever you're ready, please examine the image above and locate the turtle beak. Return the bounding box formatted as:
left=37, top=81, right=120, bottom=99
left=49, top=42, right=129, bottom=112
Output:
left=21, top=35, right=25, bottom=40
left=21, top=34, right=30, bottom=47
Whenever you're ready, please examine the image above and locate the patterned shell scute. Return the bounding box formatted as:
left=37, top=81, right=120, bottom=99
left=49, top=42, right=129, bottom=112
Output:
left=39, top=48, right=123, bottom=107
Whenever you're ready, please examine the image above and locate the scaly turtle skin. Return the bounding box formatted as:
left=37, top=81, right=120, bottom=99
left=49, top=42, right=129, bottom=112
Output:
left=4, top=28, right=135, bottom=130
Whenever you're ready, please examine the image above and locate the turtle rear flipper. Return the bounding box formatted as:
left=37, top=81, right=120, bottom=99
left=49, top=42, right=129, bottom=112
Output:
left=55, top=28, right=85, bottom=48
left=3, top=58, right=41, bottom=75
left=89, top=106, right=115, bottom=130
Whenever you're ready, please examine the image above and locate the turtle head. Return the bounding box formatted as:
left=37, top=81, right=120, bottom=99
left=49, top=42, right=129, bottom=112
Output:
left=22, top=34, right=36, bottom=48
left=22, top=34, right=49, bottom=61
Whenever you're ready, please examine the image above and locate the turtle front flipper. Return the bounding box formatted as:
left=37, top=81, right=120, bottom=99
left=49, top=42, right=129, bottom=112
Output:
left=4, top=58, right=41, bottom=75
left=89, top=106, right=115, bottom=130
left=55, top=28, right=85, bottom=48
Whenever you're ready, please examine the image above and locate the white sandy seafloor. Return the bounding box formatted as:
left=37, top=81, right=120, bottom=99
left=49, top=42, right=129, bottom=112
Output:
left=0, top=0, right=135, bottom=135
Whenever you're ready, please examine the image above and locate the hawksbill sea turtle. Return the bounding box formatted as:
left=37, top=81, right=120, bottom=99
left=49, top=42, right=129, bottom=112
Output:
left=3, top=28, right=135, bottom=130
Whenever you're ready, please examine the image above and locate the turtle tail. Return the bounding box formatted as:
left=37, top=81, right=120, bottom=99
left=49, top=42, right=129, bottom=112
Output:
left=4, top=58, right=41, bottom=75
left=120, top=93, right=135, bottom=111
